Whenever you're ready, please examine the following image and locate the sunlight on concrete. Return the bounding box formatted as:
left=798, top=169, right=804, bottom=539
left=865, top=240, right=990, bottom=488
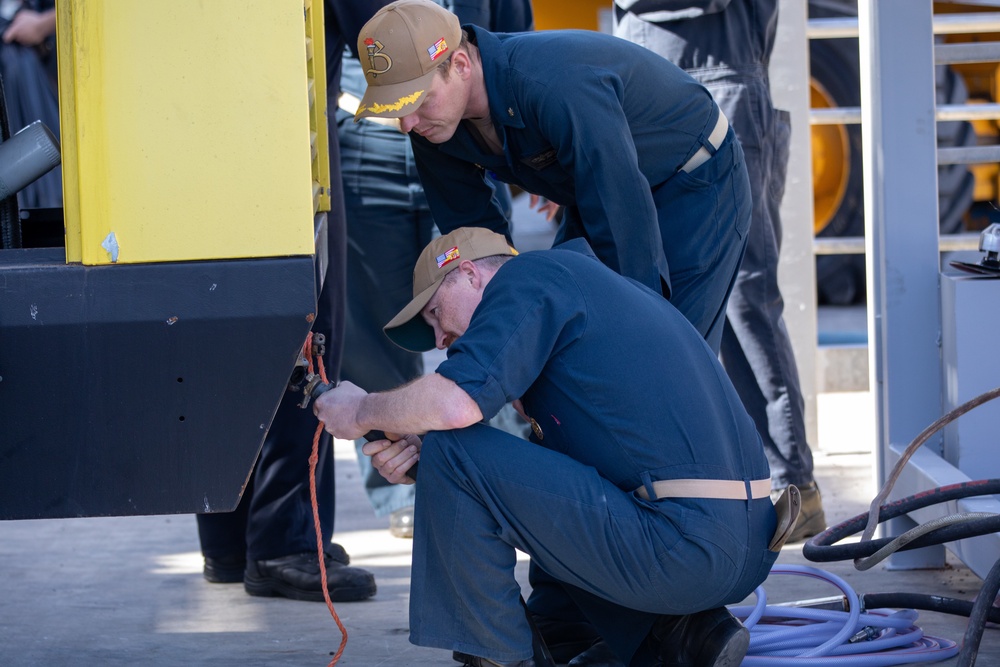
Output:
left=154, top=580, right=268, bottom=634
left=150, top=551, right=204, bottom=576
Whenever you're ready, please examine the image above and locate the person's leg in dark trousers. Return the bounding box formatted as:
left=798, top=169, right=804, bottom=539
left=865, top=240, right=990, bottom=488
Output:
left=194, top=398, right=345, bottom=582
left=196, top=474, right=253, bottom=583
left=714, top=79, right=825, bottom=540
left=244, top=390, right=335, bottom=560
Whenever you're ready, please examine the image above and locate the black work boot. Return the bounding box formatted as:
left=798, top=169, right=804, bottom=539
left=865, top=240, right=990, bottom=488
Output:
left=650, top=607, right=749, bottom=667
left=244, top=550, right=375, bottom=602
left=453, top=597, right=556, bottom=667
left=531, top=615, right=600, bottom=664
left=567, top=639, right=625, bottom=666
left=203, top=554, right=246, bottom=584
left=206, top=542, right=352, bottom=585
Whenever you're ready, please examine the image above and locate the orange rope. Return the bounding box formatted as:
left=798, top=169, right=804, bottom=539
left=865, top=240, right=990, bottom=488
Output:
left=306, top=332, right=316, bottom=377
left=304, top=332, right=349, bottom=666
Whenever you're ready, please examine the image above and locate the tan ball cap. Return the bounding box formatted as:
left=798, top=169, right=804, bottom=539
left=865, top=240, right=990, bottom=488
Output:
left=384, top=227, right=518, bottom=352
left=355, top=0, right=462, bottom=122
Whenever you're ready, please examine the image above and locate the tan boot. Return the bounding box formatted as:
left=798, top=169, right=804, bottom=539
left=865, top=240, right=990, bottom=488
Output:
left=784, top=481, right=827, bottom=543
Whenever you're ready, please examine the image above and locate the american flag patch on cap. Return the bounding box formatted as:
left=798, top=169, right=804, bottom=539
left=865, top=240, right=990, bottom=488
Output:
left=428, top=37, right=449, bottom=61
left=436, top=246, right=460, bottom=268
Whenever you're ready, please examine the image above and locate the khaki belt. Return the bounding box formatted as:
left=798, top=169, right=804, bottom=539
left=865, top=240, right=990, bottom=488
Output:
left=338, top=91, right=401, bottom=130
left=635, top=478, right=801, bottom=554
left=635, top=477, right=770, bottom=501
left=680, top=110, right=729, bottom=173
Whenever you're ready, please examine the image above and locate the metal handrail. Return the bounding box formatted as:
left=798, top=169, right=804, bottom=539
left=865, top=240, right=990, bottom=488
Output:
left=811, top=104, right=1000, bottom=125
left=807, top=16, right=859, bottom=39
left=937, top=102, right=1000, bottom=121
left=936, top=41, right=1000, bottom=65
left=815, top=233, right=982, bottom=256
left=807, top=13, right=1000, bottom=40
left=938, top=144, right=1000, bottom=165
left=932, top=12, right=1000, bottom=35
left=810, top=107, right=861, bottom=125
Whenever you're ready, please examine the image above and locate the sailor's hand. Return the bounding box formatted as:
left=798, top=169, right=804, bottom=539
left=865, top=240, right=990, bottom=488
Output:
left=314, top=381, right=368, bottom=440
left=528, top=194, right=561, bottom=222
left=363, top=433, right=421, bottom=485
left=3, top=10, right=55, bottom=46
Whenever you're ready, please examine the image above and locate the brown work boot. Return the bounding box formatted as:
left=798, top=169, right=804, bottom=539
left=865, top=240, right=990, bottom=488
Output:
left=784, top=481, right=827, bottom=542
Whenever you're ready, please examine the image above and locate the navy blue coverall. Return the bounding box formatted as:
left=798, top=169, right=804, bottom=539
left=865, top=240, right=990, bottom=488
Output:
left=408, top=240, right=777, bottom=664
left=613, top=0, right=817, bottom=492
left=410, top=25, right=752, bottom=353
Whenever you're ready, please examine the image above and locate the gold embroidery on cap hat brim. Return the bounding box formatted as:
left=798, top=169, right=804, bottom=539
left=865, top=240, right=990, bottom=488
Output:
left=362, top=90, right=425, bottom=115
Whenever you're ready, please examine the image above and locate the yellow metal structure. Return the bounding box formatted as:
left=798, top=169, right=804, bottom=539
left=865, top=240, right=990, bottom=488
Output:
left=1, top=0, right=329, bottom=520
left=305, top=0, right=332, bottom=214
left=533, top=0, right=607, bottom=31
left=57, top=0, right=321, bottom=265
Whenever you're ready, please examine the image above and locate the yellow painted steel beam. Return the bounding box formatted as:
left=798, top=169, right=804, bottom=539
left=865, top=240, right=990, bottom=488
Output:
left=305, top=0, right=331, bottom=213
left=56, top=1, right=81, bottom=262
left=58, top=0, right=317, bottom=265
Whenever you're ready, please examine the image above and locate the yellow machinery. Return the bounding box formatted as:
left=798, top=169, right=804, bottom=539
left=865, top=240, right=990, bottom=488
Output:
left=533, top=0, right=609, bottom=30
left=934, top=2, right=1000, bottom=222
left=0, top=0, right=331, bottom=519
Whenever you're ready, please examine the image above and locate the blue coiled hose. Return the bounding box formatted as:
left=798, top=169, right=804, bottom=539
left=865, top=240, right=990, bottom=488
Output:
left=728, top=565, right=960, bottom=665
